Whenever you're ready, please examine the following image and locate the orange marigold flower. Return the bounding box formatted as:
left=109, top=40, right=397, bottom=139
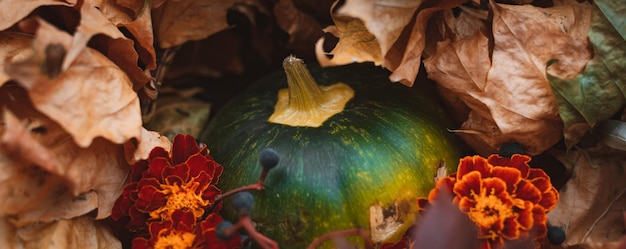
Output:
left=112, top=134, right=223, bottom=230
left=418, top=154, right=559, bottom=249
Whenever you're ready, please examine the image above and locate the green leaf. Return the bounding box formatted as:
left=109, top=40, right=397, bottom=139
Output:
left=595, top=0, right=626, bottom=41
left=547, top=2, right=626, bottom=148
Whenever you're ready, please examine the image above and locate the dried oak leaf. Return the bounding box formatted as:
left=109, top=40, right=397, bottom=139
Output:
left=424, top=1, right=592, bottom=155
left=0, top=0, right=76, bottom=31
left=547, top=0, right=626, bottom=148
left=316, top=0, right=466, bottom=86
left=547, top=143, right=626, bottom=247
left=0, top=215, right=121, bottom=249
left=5, top=19, right=142, bottom=148
left=152, top=0, right=235, bottom=48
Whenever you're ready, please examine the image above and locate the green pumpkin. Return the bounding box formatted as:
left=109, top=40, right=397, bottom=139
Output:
left=200, top=56, right=468, bottom=248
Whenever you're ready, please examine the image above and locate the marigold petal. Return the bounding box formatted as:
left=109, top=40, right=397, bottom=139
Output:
left=131, top=237, right=150, bottom=249
left=172, top=134, right=201, bottom=165
left=149, top=146, right=170, bottom=160
left=197, top=213, right=243, bottom=249
left=428, top=177, right=455, bottom=202
left=514, top=181, right=541, bottom=204
left=148, top=157, right=171, bottom=180
left=481, top=178, right=508, bottom=196
left=454, top=171, right=482, bottom=198
left=136, top=184, right=167, bottom=212
left=202, top=185, right=222, bottom=202
left=490, top=166, right=522, bottom=193
left=539, top=188, right=559, bottom=211
left=163, top=163, right=190, bottom=185
left=501, top=217, right=521, bottom=240
left=488, top=154, right=531, bottom=177
left=532, top=205, right=548, bottom=237
left=186, top=154, right=212, bottom=177
left=516, top=201, right=534, bottom=231
left=130, top=160, right=150, bottom=182
left=171, top=210, right=196, bottom=232
left=458, top=196, right=476, bottom=212
left=127, top=207, right=150, bottom=230
left=458, top=156, right=491, bottom=180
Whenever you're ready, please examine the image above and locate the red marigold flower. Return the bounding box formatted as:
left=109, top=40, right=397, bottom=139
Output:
left=418, top=154, right=559, bottom=249
left=112, top=134, right=224, bottom=231
left=132, top=210, right=242, bottom=249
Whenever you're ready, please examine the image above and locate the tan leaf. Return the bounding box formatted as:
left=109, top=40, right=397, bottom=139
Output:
left=5, top=18, right=142, bottom=148
left=0, top=0, right=75, bottom=31
left=316, top=1, right=383, bottom=67
left=123, top=6, right=157, bottom=71
left=423, top=2, right=592, bottom=155
left=317, top=0, right=467, bottom=86
left=152, top=0, right=235, bottom=48
left=124, top=127, right=172, bottom=165
left=0, top=215, right=121, bottom=249
left=0, top=32, right=32, bottom=87
left=0, top=85, right=129, bottom=222
left=335, top=0, right=423, bottom=58
left=547, top=144, right=626, bottom=247
left=64, top=0, right=152, bottom=89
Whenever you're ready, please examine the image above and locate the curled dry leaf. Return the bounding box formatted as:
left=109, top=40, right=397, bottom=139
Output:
left=547, top=143, right=626, bottom=247
left=152, top=0, right=235, bottom=48
left=61, top=0, right=152, bottom=89
left=0, top=85, right=129, bottom=223
left=424, top=2, right=592, bottom=155
left=0, top=0, right=75, bottom=31
left=0, top=215, right=121, bottom=249
left=317, top=0, right=466, bottom=86
left=5, top=19, right=142, bottom=148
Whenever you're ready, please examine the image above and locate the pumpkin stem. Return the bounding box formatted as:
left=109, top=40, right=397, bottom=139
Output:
left=269, top=55, right=354, bottom=127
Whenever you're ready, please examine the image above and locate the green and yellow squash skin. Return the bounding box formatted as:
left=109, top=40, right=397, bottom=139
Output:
left=200, top=57, right=468, bottom=248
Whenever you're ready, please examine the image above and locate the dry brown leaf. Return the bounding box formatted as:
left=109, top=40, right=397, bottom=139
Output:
left=423, top=2, right=592, bottom=155
left=336, top=0, right=423, bottom=58
left=0, top=32, right=32, bottom=87
left=5, top=19, right=142, bottom=148
left=547, top=144, right=626, bottom=247
left=274, top=0, right=324, bottom=53
left=0, top=215, right=121, bottom=249
left=62, top=0, right=153, bottom=89
left=317, top=0, right=467, bottom=86
left=123, top=6, right=157, bottom=71
left=123, top=126, right=172, bottom=165
left=0, top=85, right=129, bottom=223
left=152, top=0, right=235, bottom=48
left=0, top=0, right=76, bottom=31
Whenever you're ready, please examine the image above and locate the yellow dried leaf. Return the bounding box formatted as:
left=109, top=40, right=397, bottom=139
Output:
left=5, top=19, right=142, bottom=148
left=152, top=0, right=235, bottom=48
left=316, top=13, right=383, bottom=66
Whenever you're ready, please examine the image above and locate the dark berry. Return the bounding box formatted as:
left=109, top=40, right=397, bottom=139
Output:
left=498, top=142, right=524, bottom=157
left=232, top=191, right=254, bottom=214
left=259, top=148, right=280, bottom=170
left=216, top=221, right=235, bottom=240
left=547, top=225, right=566, bottom=245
